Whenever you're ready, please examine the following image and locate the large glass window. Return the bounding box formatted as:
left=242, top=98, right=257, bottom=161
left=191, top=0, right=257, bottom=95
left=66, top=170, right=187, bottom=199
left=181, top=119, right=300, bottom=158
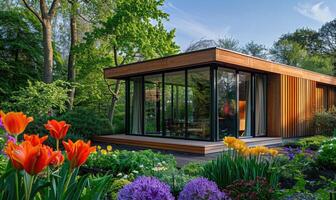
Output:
left=238, top=72, right=252, bottom=137
left=144, top=74, right=162, bottom=136
left=217, top=68, right=237, bottom=138
left=164, top=71, right=186, bottom=138
left=129, top=77, right=143, bottom=135
left=187, top=68, right=211, bottom=140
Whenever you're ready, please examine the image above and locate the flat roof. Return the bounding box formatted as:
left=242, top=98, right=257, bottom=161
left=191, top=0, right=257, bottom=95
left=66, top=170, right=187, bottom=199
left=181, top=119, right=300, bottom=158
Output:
left=104, top=47, right=336, bottom=86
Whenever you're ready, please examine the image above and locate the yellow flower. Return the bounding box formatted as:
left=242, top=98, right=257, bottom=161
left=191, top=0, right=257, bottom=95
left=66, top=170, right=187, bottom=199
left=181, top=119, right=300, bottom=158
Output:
left=101, top=149, right=107, bottom=155
left=249, top=146, right=269, bottom=156
left=97, top=145, right=102, bottom=150
left=107, top=145, right=112, bottom=151
left=223, top=136, right=237, bottom=148
left=268, top=149, right=279, bottom=157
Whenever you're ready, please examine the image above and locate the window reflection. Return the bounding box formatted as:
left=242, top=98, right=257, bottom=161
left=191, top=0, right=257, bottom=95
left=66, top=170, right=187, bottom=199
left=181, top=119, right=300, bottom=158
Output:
left=238, top=72, right=252, bottom=137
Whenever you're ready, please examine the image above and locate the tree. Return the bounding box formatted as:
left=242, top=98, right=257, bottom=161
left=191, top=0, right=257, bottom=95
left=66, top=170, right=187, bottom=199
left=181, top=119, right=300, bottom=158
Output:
left=78, top=0, right=179, bottom=126
left=278, top=28, right=322, bottom=54
left=242, top=41, right=268, bottom=59
left=319, top=19, right=336, bottom=55
left=185, top=37, right=240, bottom=52
left=270, top=39, right=307, bottom=66
left=0, top=9, right=43, bottom=102
left=21, top=0, right=62, bottom=83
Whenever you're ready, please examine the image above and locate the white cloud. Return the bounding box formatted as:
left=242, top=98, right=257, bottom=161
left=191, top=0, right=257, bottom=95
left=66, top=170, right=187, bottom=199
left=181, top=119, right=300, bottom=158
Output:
left=295, top=2, right=335, bottom=23
left=164, top=2, right=230, bottom=41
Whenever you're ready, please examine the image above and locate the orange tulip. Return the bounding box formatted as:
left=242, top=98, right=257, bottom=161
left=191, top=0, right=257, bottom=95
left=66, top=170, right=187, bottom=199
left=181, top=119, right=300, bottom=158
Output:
left=4, top=141, right=57, bottom=175
left=44, top=120, right=70, bottom=140
left=0, top=111, right=33, bottom=135
left=24, top=134, right=48, bottom=146
left=62, top=139, right=96, bottom=169
left=50, top=151, right=64, bottom=166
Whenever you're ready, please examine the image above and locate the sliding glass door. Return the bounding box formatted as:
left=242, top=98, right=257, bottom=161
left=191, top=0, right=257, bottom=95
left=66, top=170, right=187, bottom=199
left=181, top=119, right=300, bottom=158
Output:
left=255, top=74, right=267, bottom=136
left=129, top=77, right=143, bottom=135
left=238, top=72, right=252, bottom=137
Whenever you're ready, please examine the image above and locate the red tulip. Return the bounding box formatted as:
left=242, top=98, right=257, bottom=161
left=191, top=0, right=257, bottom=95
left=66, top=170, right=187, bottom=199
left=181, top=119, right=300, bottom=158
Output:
left=49, top=151, right=64, bottom=166
left=24, top=134, right=48, bottom=146
left=0, top=111, right=33, bottom=135
left=4, top=141, right=57, bottom=175
left=44, top=120, right=70, bottom=140
left=62, top=139, right=96, bottom=169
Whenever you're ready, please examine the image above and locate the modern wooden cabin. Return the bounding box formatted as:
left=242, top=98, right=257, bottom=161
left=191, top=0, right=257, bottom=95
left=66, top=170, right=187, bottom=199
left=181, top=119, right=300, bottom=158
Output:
left=104, top=48, right=336, bottom=142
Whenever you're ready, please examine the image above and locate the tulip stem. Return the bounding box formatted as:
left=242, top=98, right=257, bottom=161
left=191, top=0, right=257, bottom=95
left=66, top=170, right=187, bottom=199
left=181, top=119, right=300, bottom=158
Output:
left=56, top=139, right=59, bottom=151
left=15, top=171, right=19, bottom=200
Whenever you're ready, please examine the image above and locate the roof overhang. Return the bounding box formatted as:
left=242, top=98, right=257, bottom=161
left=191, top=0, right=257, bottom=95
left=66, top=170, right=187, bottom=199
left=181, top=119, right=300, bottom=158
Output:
left=104, top=48, right=336, bottom=86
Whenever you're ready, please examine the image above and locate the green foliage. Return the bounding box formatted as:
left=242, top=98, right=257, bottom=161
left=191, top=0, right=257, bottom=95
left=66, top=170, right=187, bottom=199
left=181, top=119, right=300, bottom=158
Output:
left=181, top=162, right=204, bottom=177
left=317, top=138, right=336, bottom=169
left=0, top=155, right=7, bottom=176
left=85, top=149, right=176, bottom=177
left=295, top=135, right=329, bottom=150
left=242, top=41, right=268, bottom=59
left=2, top=80, right=69, bottom=116
left=202, top=152, right=280, bottom=189
left=24, top=107, right=111, bottom=141
left=225, top=177, right=275, bottom=200
left=314, top=107, right=336, bottom=136
left=150, top=168, right=194, bottom=196
left=108, top=179, right=131, bottom=200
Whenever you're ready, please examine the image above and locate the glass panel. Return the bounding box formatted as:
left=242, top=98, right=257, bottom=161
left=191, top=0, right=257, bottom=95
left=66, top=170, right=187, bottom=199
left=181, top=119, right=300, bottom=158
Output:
left=144, top=74, right=163, bottom=136
left=238, top=72, right=252, bottom=137
left=255, top=74, right=267, bottom=136
left=217, top=68, right=237, bottom=138
left=187, top=68, right=211, bottom=140
left=164, top=71, right=186, bottom=138
left=129, top=77, right=143, bottom=135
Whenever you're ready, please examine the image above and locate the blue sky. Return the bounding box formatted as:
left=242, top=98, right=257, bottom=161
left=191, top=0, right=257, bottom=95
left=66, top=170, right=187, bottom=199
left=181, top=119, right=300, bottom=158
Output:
left=162, top=0, right=336, bottom=51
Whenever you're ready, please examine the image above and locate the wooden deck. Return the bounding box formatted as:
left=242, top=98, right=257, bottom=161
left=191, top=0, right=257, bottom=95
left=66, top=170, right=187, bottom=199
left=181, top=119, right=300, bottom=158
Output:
left=93, top=134, right=282, bottom=154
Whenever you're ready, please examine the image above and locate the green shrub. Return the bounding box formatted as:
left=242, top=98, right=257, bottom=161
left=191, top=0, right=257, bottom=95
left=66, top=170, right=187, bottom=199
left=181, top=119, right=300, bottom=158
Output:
left=181, top=162, right=204, bottom=177
left=317, top=138, right=336, bottom=169
left=296, top=135, right=329, bottom=150
left=202, top=152, right=280, bottom=189
left=0, top=154, right=7, bottom=176
left=150, top=168, right=194, bottom=196
left=314, top=107, right=336, bottom=136
left=109, top=179, right=130, bottom=200
left=85, top=149, right=176, bottom=177
left=225, top=177, right=275, bottom=200
left=25, top=107, right=112, bottom=139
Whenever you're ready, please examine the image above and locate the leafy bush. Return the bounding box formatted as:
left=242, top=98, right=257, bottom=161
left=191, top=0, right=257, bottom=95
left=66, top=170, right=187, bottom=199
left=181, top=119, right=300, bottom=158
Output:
left=181, top=162, right=204, bottom=177
left=117, top=176, right=174, bottom=200
left=203, top=152, right=280, bottom=188
left=314, top=107, right=336, bottom=136
left=295, top=135, right=329, bottom=150
left=150, top=167, right=194, bottom=196
left=178, top=177, right=229, bottom=200
left=108, top=179, right=131, bottom=200
left=2, top=80, right=69, bottom=116
left=317, top=138, right=336, bottom=169
left=0, top=154, right=7, bottom=175
left=25, top=107, right=112, bottom=139
left=282, top=192, right=317, bottom=200
left=225, top=177, right=275, bottom=200
left=85, top=149, right=176, bottom=177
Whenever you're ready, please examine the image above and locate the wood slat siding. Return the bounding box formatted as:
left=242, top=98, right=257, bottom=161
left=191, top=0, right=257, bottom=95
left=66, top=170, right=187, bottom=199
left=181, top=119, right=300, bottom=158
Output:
left=316, top=85, right=336, bottom=112
left=267, top=74, right=317, bottom=138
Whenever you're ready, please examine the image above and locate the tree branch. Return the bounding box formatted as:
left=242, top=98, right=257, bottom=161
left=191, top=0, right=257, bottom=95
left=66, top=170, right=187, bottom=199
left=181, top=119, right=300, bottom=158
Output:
left=21, top=0, right=43, bottom=23
left=113, top=46, right=119, bottom=67
left=48, top=0, right=61, bottom=18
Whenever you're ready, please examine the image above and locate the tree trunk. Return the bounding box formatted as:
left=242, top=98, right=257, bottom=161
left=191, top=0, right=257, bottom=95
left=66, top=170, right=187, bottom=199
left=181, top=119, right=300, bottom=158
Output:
left=108, top=80, right=121, bottom=126
left=42, top=19, right=53, bottom=83
left=67, top=3, right=78, bottom=110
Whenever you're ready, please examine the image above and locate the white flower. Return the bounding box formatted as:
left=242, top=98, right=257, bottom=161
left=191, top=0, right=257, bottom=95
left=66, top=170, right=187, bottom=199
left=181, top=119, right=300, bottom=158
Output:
left=123, top=175, right=128, bottom=179
left=117, top=173, right=122, bottom=177
left=133, top=170, right=139, bottom=174
left=139, top=164, right=144, bottom=168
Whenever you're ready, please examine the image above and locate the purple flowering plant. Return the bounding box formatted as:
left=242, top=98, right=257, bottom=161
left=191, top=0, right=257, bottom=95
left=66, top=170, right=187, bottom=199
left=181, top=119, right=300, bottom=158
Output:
left=117, top=176, right=174, bottom=200
left=178, top=177, right=230, bottom=200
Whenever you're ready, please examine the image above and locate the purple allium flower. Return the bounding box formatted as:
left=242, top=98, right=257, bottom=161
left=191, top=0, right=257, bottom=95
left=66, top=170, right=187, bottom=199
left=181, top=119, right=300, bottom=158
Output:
left=0, top=115, right=3, bottom=130
left=284, top=147, right=302, bottom=160
left=178, top=177, right=230, bottom=200
left=117, top=176, right=174, bottom=200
